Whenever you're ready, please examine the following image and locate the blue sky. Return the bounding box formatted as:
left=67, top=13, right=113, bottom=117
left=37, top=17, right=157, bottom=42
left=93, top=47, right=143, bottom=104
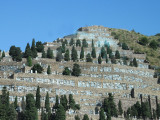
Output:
left=0, top=0, right=160, bottom=51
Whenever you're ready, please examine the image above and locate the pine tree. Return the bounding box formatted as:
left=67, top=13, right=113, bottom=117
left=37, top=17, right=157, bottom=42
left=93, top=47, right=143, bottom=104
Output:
left=35, top=86, right=41, bottom=109
left=107, top=46, right=112, bottom=54
left=69, top=38, right=75, bottom=46
left=76, top=39, right=81, bottom=47
left=82, top=39, right=88, bottom=47
left=133, top=58, right=138, bottom=67
left=63, top=67, right=71, bottom=76
left=69, top=94, right=76, bottom=110
left=82, top=114, right=89, bottom=120
left=47, top=65, right=51, bottom=74
left=8, top=103, right=17, bottom=120
left=131, top=88, right=135, bottom=98
left=91, top=47, right=96, bottom=58
left=99, top=108, right=105, bottom=120
left=71, top=46, right=78, bottom=62
left=21, top=96, right=26, bottom=112
left=80, top=47, right=84, bottom=59
left=98, top=54, right=102, bottom=64
left=36, top=41, right=44, bottom=52
left=72, top=63, right=81, bottom=77
left=55, top=104, right=66, bottom=120
left=14, top=96, right=18, bottom=109
left=61, top=42, right=66, bottom=53
left=24, top=43, right=32, bottom=58
left=115, top=50, right=120, bottom=59
left=64, top=49, right=70, bottom=61
left=141, top=101, right=151, bottom=119
left=2, top=51, right=5, bottom=58
left=32, top=64, right=44, bottom=73
left=54, top=95, right=59, bottom=110
left=47, top=47, right=53, bottom=59
left=42, top=50, right=46, bottom=58
left=60, top=95, right=68, bottom=111
left=86, top=53, right=92, bottom=62
left=27, top=56, right=32, bottom=67
left=24, top=94, right=38, bottom=120
left=45, top=92, right=50, bottom=113
left=101, top=46, right=107, bottom=58
left=31, top=39, right=37, bottom=58
left=118, top=100, right=123, bottom=115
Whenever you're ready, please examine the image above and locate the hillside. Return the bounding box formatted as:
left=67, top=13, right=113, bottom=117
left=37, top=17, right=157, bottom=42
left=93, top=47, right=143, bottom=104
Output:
left=109, top=28, right=160, bottom=66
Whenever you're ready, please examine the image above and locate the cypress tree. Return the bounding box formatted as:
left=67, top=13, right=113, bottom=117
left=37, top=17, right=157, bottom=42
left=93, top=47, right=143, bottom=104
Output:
left=133, top=58, right=138, bottom=67
left=86, top=53, right=92, bottom=62
left=31, top=64, right=44, bottom=73
left=82, top=39, right=88, bottom=47
left=64, top=49, right=70, bottom=61
left=54, top=95, right=59, bottom=110
left=82, top=114, right=89, bottom=120
left=35, top=86, right=41, bottom=109
left=27, top=56, right=32, bottom=67
left=101, top=46, right=107, bottom=58
left=80, top=47, right=84, bottom=59
left=60, top=95, right=68, bottom=111
left=92, top=39, right=94, bottom=48
left=72, top=63, right=81, bottom=77
left=76, top=39, right=81, bottom=47
left=14, top=96, right=18, bottom=109
left=131, top=88, right=135, bottom=98
left=31, top=39, right=37, bottom=58
left=45, top=92, right=50, bottom=113
left=69, top=38, right=75, bottom=46
left=2, top=51, right=5, bottom=58
left=99, top=108, right=105, bottom=120
left=21, top=96, right=26, bottom=112
left=115, top=50, right=120, bottom=59
left=55, top=104, right=66, bottom=120
left=69, top=94, right=76, bottom=109
left=62, top=67, right=71, bottom=76
left=61, top=42, right=66, bottom=53
left=71, top=46, right=78, bottom=62
left=24, top=94, right=38, bottom=120
left=8, top=103, right=17, bottom=120
left=141, top=101, right=151, bottom=119
left=47, top=47, right=53, bottom=59
left=42, top=50, right=46, bottom=58
left=36, top=41, right=44, bottom=52
left=98, top=54, right=102, bottom=64
left=24, top=43, right=32, bottom=58
left=47, top=65, right=51, bottom=74
left=118, top=100, right=123, bottom=115
left=91, top=47, right=96, bottom=58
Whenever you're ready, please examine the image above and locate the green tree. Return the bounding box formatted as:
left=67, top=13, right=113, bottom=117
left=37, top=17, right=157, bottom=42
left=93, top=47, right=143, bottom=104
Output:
left=24, top=43, right=32, bottom=58
left=27, top=56, right=32, bottom=67
left=45, top=92, right=50, bottom=113
left=55, top=104, right=66, bottom=120
left=31, top=39, right=37, bottom=58
left=42, top=50, right=46, bottom=58
left=61, top=42, right=66, bottom=53
left=35, top=86, right=41, bottom=110
left=92, top=39, right=94, bottom=48
left=122, top=43, right=129, bottom=50
left=118, top=100, right=123, bottom=115
left=2, top=51, right=5, bottom=58
left=80, top=47, right=84, bottom=59
left=14, top=96, right=18, bottom=109
left=86, top=53, right=92, bottom=62
left=111, top=55, right=116, bottom=64
left=149, top=40, right=158, bottom=49
left=9, top=46, right=22, bottom=61
left=64, top=49, right=70, bottom=61
left=72, top=63, right=81, bottom=77
left=56, top=51, right=63, bottom=62
left=99, top=108, right=105, bottom=120
left=82, top=39, right=88, bottom=47
left=63, top=67, right=71, bottom=76
left=156, top=103, right=160, bottom=119
left=8, top=103, right=17, bottom=120
left=47, top=65, right=51, bottom=74
left=69, top=38, right=75, bottom=46
left=131, top=88, right=135, bottom=98
left=76, top=39, right=81, bottom=47
left=71, top=46, right=78, bottom=62
left=47, top=47, right=53, bottom=59
left=24, top=94, right=38, bottom=120
left=82, top=114, right=89, bottom=120
left=31, top=64, right=44, bottom=73
left=141, top=101, right=151, bottom=119
left=36, top=41, right=44, bottom=52
left=139, top=37, right=149, bottom=46
left=53, top=95, right=59, bottom=110
left=101, top=46, right=107, bottom=58
left=91, top=47, right=96, bottom=58
left=107, top=46, right=112, bottom=54
left=69, top=94, right=76, bottom=110
left=75, top=115, right=80, bottom=120
left=98, top=54, right=102, bottom=64
left=115, top=50, right=120, bottom=59
left=21, top=96, right=26, bottom=112
left=133, top=58, right=138, bottom=67
left=60, top=95, right=68, bottom=111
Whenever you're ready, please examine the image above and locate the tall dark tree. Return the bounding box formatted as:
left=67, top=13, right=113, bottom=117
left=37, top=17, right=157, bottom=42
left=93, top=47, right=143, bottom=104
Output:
left=92, top=39, right=94, bottom=48
left=55, top=104, right=66, bottom=120
left=54, top=95, right=59, bottom=110
left=98, top=54, right=102, bottom=64
left=47, top=47, right=53, bottom=59
left=139, top=37, right=149, bottom=46
left=82, top=114, right=89, bottom=120
left=56, top=51, right=63, bottom=62
left=61, top=42, right=66, bottom=53
left=8, top=103, right=17, bottom=120
left=101, top=46, right=107, bottom=58
left=21, top=96, right=26, bottom=112
left=24, top=43, right=32, bottom=58
left=31, top=64, right=43, bottom=73
left=45, top=92, right=50, bottom=113
left=42, top=50, right=46, bottom=58
left=64, top=49, right=70, bottom=61
left=122, top=43, right=129, bottom=50
left=86, top=53, right=92, bottom=62
left=2, top=51, right=5, bottom=58
left=99, top=108, right=105, bottom=120
left=72, top=63, right=81, bottom=77
left=24, top=94, right=38, bottom=120
left=47, top=65, right=51, bottom=74
left=115, top=50, right=120, bottom=59
left=91, top=47, right=96, bottom=58
left=36, top=41, right=44, bottom=52
left=118, top=100, right=123, bottom=115
left=76, top=39, right=81, bottom=47
left=9, top=46, right=22, bottom=61
left=14, top=96, right=18, bottom=109
left=69, top=38, right=75, bottom=46
left=35, top=86, right=41, bottom=109
left=107, top=46, right=112, bottom=54
left=69, top=94, right=76, bottom=110
left=31, top=39, right=37, bottom=58
left=141, top=101, right=151, bottom=119
left=131, top=88, right=135, bottom=98
left=133, top=58, right=138, bottom=67
left=71, top=46, right=78, bottom=62
left=82, top=39, right=88, bottom=47
left=80, top=47, right=84, bottom=59
left=60, top=95, right=68, bottom=111
left=27, top=56, right=32, bottom=67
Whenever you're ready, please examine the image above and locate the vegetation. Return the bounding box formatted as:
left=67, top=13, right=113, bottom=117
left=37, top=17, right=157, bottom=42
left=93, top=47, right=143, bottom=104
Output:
left=47, top=47, right=54, bottom=59
left=9, top=46, right=22, bottom=61
left=72, top=63, right=81, bottom=77
left=27, top=56, right=32, bottom=67
left=31, top=64, right=43, bottom=73
left=86, top=53, right=92, bottom=62
left=71, top=46, right=78, bottom=62
left=35, top=86, right=41, bottom=110
left=62, top=67, right=71, bottom=76
left=64, top=49, right=70, bottom=61
left=47, top=65, right=51, bottom=74
left=80, top=47, right=84, bottom=59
